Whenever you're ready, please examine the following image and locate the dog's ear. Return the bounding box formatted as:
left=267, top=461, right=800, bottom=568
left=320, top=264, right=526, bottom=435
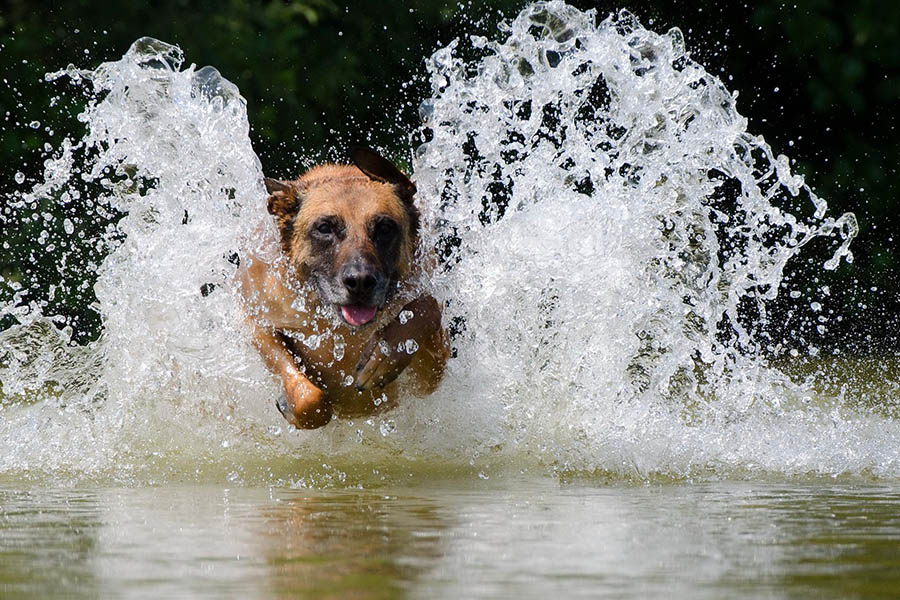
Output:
left=265, top=177, right=294, bottom=196
left=350, top=147, right=421, bottom=241
left=264, top=177, right=302, bottom=250
left=350, top=146, right=417, bottom=201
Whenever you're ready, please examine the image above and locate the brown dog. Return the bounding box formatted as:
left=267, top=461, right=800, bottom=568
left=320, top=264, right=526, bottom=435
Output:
left=239, top=147, right=449, bottom=428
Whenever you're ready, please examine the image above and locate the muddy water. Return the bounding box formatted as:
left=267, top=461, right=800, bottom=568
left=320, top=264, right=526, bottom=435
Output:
left=2, top=479, right=898, bottom=599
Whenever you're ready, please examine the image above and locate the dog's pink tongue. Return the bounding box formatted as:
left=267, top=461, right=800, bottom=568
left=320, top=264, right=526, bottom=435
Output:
left=341, top=305, right=377, bottom=327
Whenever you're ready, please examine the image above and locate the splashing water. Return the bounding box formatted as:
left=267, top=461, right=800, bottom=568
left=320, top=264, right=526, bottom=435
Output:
left=0, top=3, right=897, bottom=485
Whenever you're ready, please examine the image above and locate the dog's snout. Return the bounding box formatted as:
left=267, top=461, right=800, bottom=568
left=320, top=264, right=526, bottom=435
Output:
left=341, top=264, right=379, bottom=296
left=343, top=271, right=376, bottom=293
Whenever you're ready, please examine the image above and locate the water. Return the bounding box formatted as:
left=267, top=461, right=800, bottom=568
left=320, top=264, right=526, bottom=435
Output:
left=0, top=1, right=899, bottom=594
left=2, top=481, right=899, bottom=599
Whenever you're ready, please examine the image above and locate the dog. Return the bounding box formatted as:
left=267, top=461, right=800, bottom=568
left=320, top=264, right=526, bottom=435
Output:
left=239, top=147, right=449, bottom=428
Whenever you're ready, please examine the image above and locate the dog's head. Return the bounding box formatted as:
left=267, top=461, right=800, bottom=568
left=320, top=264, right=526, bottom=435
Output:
left=265, top=147, right=419, bottom=327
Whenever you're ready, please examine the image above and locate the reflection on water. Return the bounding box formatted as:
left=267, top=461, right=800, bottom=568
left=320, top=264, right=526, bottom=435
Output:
left=259, top=493, right=447, bottom=598
left=1, top=480, right=899, bottom=599
left=0, top=489, right=102, bottom=595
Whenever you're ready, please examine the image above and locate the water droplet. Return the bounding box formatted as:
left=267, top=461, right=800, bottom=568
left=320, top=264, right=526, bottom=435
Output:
left=379, top=419, right=395, bottom=436
left=332, top=333, right=345, bottom=361
left=290, top=295, right=307, bottom=312
left=404, top=339, right=419, bottom=354
left=14, top=172, right=25, bottom=184
left=398, top=309, right=414, bottom=324
left=303, top=333, right=322, bottom=350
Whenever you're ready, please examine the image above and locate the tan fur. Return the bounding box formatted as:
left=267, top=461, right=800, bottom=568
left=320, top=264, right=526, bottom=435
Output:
left=241, top=159, right=448, bottom=428
left=289, top=165, right=415, bottom=276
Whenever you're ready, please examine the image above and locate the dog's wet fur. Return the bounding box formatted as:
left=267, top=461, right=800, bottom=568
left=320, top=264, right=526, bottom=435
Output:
left=240, top=147, right=448, bottom=428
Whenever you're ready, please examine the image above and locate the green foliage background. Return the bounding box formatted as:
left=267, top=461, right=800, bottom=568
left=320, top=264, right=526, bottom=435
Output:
left=0, top=0, right=897, bottom=349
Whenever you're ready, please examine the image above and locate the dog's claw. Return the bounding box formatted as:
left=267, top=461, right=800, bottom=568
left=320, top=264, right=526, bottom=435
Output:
left=275, top=394, right=291, bottom=418
left=275, top=394, right=300, bottom=428
left=355, top=347, right=382, bottom=390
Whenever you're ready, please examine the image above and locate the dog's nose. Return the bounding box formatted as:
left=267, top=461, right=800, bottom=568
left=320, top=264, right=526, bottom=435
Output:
left=342, top=269, right=377, bottom=294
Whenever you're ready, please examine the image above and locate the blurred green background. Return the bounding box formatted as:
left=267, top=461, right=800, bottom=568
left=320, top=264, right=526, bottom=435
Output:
left=0, top=0, right=897, bottom=350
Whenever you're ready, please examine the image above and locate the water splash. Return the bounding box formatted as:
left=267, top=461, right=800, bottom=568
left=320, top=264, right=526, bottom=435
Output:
left=0, top=5, right=896, bottom=485
left=0, top=37, right=286, bottom=481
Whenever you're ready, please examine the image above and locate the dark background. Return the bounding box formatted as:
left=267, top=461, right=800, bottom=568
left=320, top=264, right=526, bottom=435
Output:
left=1, top=0, right=898, bottom=351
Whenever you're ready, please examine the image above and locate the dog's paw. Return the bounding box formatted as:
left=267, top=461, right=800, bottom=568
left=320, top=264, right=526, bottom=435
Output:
left=355, top=324, right=419, bottom=391
left=277, top=376, right=332, bottom=429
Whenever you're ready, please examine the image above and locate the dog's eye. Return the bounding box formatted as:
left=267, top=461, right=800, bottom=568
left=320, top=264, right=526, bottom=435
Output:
left=373, top=218, right=398, bottom=241
left=314, top=220, right=336, bottom=236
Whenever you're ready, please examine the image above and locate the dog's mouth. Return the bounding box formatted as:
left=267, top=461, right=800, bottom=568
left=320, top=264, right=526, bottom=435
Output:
left=340, top=304, right=378, bottom=327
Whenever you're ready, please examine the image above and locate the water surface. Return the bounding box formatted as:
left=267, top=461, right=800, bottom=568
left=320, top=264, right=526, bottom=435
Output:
left=2, top=479, right=898, bottom=599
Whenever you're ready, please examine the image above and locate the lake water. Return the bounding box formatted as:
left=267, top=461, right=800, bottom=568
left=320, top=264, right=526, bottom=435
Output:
left=2, top=478, right=899, bottom=598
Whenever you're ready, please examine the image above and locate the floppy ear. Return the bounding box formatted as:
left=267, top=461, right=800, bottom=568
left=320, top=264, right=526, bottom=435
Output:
left=264, top=177, right=302, bottom=251
left=350, top=146, right=417, bottom=201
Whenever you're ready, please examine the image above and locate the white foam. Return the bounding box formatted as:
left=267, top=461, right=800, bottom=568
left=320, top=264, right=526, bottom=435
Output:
left=0, top=5, right=895, bottom=484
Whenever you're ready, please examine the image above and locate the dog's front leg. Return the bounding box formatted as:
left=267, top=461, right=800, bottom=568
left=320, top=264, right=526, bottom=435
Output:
left=355, top=295, right=447, bottom=391
left=251, top=324, right=332, bottom=429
